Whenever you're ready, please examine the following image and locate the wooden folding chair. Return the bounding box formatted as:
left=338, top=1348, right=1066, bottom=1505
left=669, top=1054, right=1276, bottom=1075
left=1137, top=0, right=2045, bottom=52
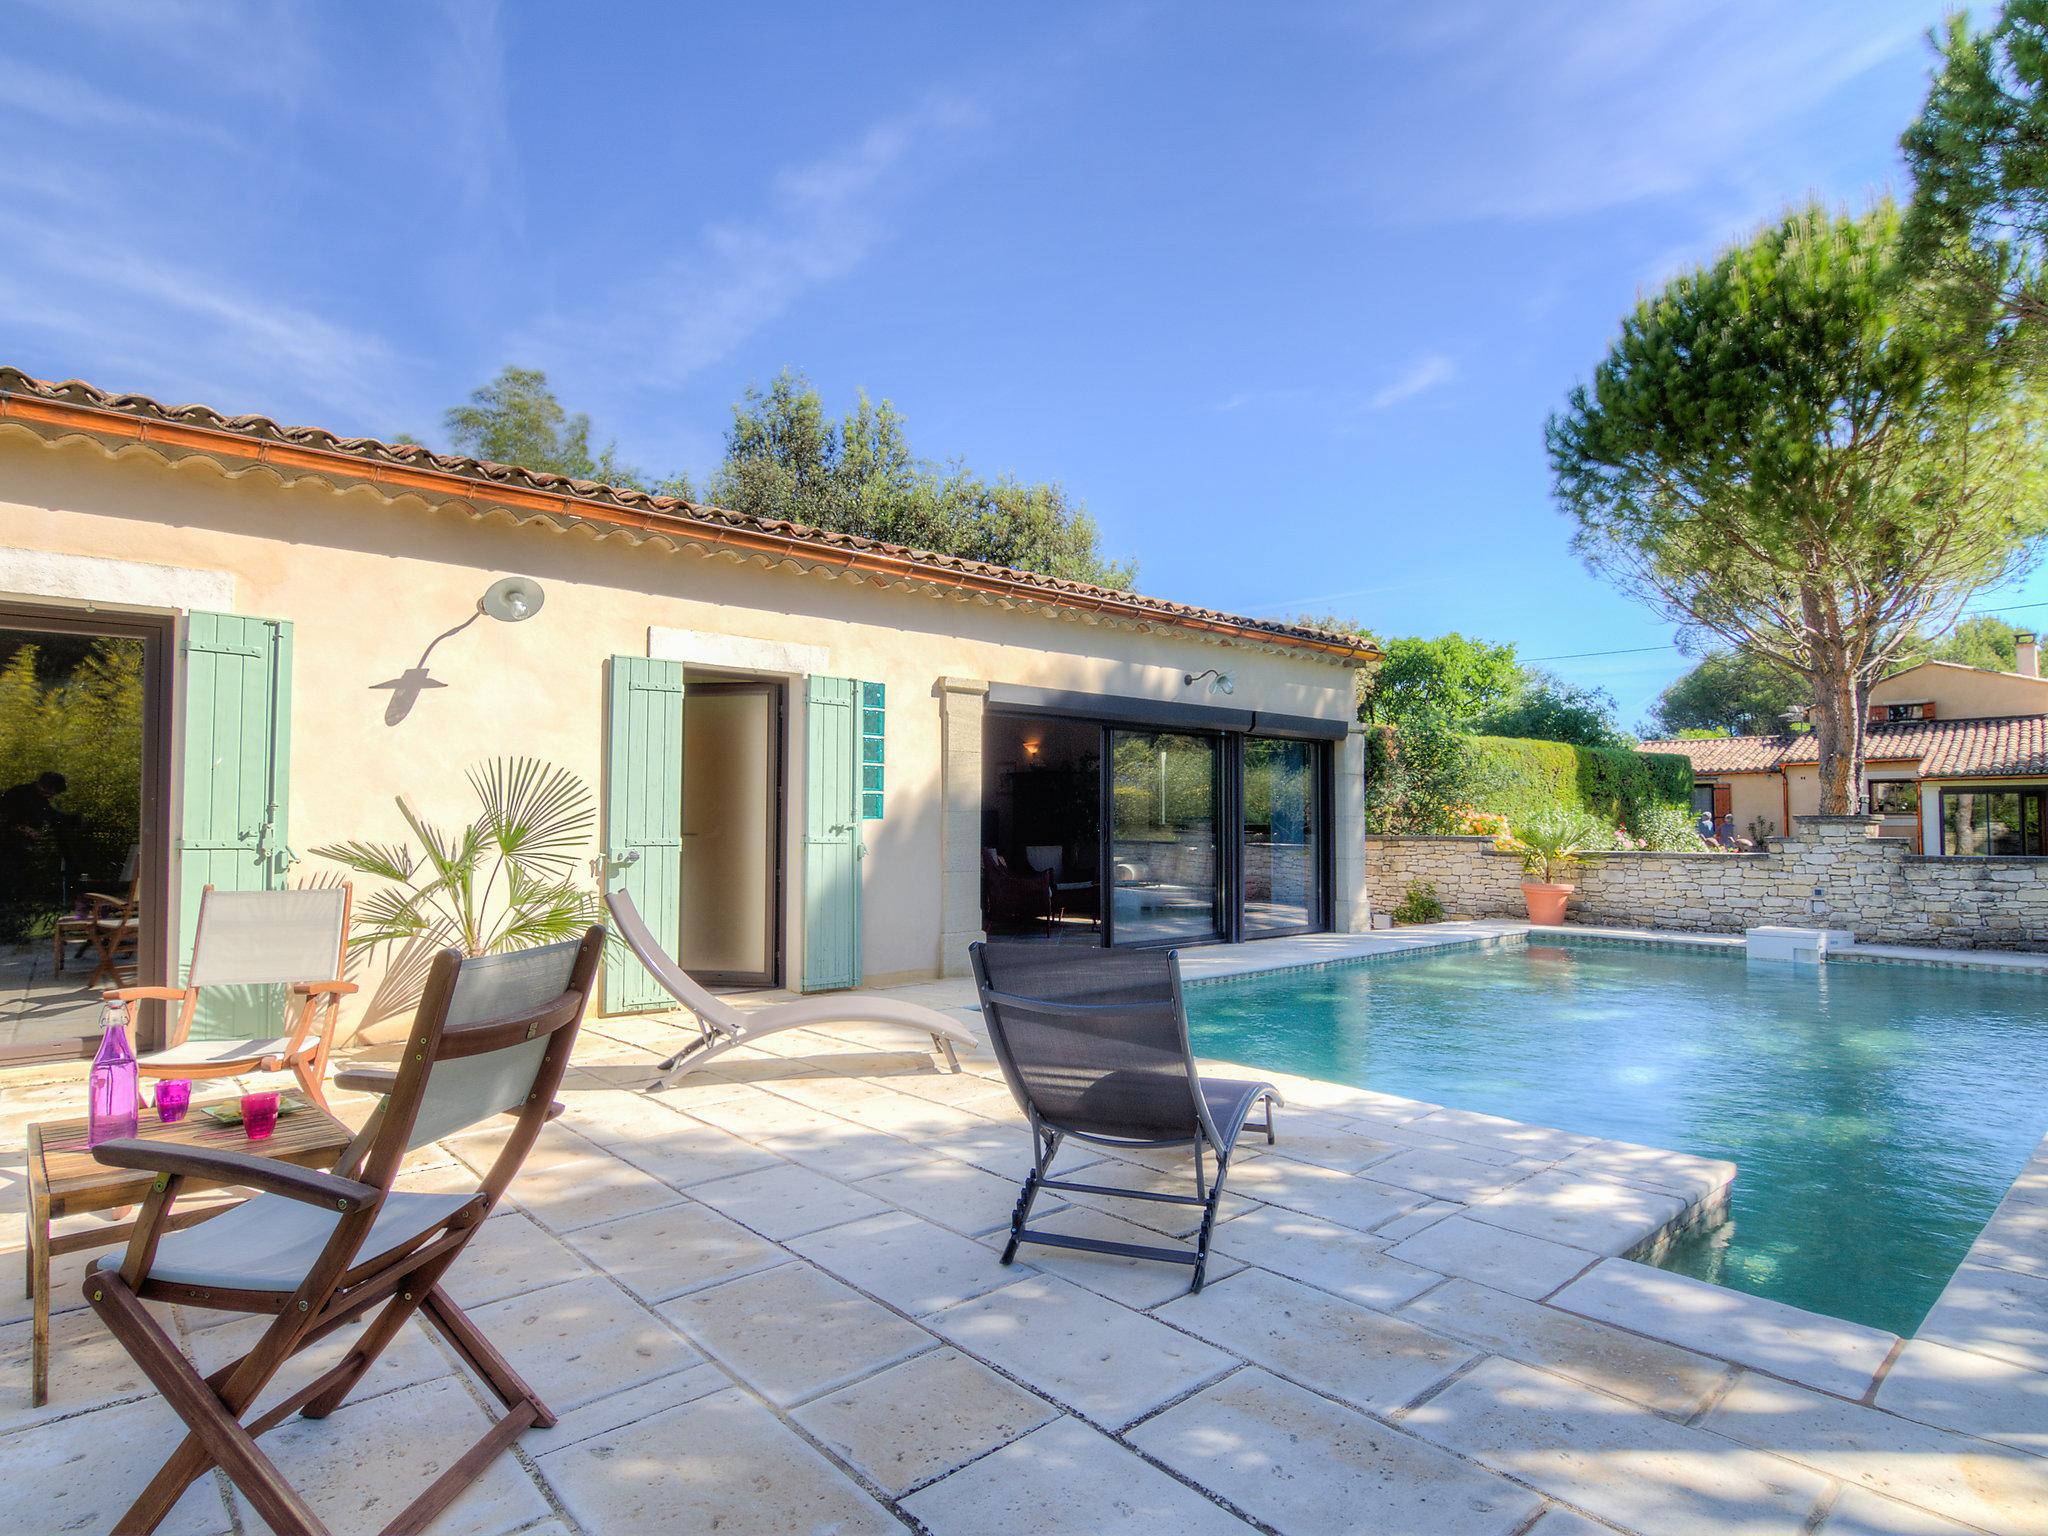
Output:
left=82, top=928, right=604, bottom=1536
left=110, top=884, right=356, bottom=1107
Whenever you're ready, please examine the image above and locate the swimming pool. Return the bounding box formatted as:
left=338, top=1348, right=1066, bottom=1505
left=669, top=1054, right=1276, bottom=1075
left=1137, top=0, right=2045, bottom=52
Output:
left=1185, top=938, right=2048, bottom=1335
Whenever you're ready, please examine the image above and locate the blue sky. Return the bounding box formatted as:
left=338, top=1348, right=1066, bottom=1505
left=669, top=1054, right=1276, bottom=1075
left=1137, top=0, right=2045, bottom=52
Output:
left=5, top=0, right=2037, bottom=726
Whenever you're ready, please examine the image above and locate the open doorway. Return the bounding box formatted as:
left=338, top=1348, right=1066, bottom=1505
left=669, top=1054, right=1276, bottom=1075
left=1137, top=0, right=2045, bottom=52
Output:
left=0, top=604, right=171, bottom=1062
left=679, top=678, right=784, bottom=988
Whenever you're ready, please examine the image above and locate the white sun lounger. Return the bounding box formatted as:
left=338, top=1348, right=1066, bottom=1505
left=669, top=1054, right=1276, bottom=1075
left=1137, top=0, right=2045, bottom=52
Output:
left=604, top=887, right=978, bottom=1091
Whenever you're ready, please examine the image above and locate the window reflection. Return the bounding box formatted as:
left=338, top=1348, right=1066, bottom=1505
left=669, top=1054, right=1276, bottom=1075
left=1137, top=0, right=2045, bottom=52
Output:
left=1110, top=731, right=1220, bottom=943
left=1243, top=736, right=1321, bottom=933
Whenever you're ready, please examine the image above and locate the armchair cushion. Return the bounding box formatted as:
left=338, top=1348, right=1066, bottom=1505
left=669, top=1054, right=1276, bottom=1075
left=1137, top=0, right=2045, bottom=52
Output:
left=140, top=1036, right=312, bottom=1070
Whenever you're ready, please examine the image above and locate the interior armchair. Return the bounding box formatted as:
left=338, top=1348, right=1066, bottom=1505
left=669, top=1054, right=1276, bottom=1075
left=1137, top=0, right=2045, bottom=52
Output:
left=109, top=884, right=356, bottom=1107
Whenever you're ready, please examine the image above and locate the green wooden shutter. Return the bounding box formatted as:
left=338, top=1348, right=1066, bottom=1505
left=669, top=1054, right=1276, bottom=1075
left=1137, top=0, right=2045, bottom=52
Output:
left=178, top=612, right=293, bottom=1039
left=802, top=675, right=862, bottom=992
left=605, top=655, right=684, bottom=1013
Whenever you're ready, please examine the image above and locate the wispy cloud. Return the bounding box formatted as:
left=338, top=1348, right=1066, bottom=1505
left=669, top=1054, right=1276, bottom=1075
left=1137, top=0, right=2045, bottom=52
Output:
left=1368, top=352, right=1456, bottom=410
left=1334, top=1, right=1926, bottom=225
left=540, top=93, right=991, bottom=390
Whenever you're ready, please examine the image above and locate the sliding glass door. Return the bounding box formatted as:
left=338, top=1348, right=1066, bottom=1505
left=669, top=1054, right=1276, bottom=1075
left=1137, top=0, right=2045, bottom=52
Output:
left=1242, top=735, right=1323, bottom=935
left=1109, top=730, right=1222, bottom=944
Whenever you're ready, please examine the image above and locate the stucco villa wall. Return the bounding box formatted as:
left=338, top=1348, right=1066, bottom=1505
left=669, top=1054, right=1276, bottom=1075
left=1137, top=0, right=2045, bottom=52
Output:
left=1368, top=815, right=2048, bottom=950
left=1869, top=660, right=2048, bottom=717
left=1, top=432, right=1365, bottom=1040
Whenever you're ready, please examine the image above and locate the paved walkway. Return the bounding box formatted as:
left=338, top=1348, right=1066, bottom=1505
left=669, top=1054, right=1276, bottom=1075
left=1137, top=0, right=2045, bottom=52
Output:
left=4, top=946, right=2046, bottom=1534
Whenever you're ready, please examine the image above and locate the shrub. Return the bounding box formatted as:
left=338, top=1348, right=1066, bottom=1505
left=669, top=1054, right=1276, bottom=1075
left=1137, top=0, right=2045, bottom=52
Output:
left=1391, top=881, right=1445, bottom=924
left=1364, top=714, right=1471, bottom=833
left=1635, top=801, right=1711, bottom=851
left=1465, top=735, right=1691, bottom=833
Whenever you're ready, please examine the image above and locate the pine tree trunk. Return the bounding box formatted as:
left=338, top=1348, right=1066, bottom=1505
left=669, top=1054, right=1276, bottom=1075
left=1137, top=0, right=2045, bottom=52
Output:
left=1809, top=663, right=1864, bottom=816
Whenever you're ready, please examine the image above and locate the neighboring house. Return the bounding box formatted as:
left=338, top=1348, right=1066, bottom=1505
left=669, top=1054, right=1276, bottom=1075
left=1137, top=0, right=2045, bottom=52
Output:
left=0, top=367, right=1375, bottom=1062
left=1642, top=636, right=2048, bottom=855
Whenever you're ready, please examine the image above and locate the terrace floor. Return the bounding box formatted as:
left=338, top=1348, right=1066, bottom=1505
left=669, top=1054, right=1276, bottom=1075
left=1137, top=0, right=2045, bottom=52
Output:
left=4, top=934, right=2047, bottom=1535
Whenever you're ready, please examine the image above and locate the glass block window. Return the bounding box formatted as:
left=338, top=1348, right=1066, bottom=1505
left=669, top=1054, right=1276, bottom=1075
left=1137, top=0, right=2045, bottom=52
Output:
left=860, top=681, right=886, bottom=819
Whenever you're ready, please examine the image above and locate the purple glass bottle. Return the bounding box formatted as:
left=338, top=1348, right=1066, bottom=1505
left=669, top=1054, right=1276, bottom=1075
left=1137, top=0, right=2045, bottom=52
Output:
left=88, top=999, right=139, bottom=1148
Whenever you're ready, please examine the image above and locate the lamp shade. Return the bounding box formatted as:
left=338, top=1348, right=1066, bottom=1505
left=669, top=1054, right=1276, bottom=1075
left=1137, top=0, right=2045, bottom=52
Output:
left=481, top=576, right=546, bottom=623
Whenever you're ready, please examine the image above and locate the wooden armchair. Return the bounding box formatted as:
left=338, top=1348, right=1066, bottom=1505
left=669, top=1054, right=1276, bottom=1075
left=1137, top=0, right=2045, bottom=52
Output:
left=108, top=884, right=356, bottom=1106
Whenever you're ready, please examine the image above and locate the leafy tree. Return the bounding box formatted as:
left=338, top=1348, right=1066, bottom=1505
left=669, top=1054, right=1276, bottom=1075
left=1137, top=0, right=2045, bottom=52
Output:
left=1649, top=650, right=1808, bottom=738
left=711, top=370, right=1135, bottom=587
left=437, top=366, right=680, bottom=494
left=1362, top=633, right=1524, bottom=728
left=1476, top=673, right=1627, bottom=748
left=1549, top=200, right=2047, bottom=813
left=1898, top=613, right=2023, bottom=671
left=1902, top=1, right=2048, bottom=328
left=1363, top=713, right=1471, bottom=834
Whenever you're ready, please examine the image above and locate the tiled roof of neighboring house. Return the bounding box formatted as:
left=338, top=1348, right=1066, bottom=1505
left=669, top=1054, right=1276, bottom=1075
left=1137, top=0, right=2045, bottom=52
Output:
left=1643, top=715, right=2048, bottom=780
left=0, top=367, right=1376, bottom=665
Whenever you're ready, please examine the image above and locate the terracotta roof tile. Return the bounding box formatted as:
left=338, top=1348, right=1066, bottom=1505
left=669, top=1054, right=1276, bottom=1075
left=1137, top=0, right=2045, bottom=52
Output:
left=1643, top=715, right=2048, bottom=780
left=0, top=367, right=1374, bottom=662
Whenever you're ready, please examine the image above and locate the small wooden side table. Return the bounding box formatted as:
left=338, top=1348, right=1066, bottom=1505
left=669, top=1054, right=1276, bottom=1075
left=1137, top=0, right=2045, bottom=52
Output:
left=24, top=1094, right=354, bottom=1406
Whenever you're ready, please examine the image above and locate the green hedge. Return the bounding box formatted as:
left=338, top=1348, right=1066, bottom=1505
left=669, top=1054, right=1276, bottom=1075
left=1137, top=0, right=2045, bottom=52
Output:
left=1464, top=735, right=1693, bottom=833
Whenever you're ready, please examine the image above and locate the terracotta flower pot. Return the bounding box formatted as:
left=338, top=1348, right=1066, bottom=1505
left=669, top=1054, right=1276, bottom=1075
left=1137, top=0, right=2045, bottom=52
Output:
left=1520, top=881, right=1574, bottom=925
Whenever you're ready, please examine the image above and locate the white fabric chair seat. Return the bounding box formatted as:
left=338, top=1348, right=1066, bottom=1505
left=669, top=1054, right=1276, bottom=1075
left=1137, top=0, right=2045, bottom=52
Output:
left=98, top=1191, right=474, bottom=1292
left=142, top=1036, right=314, bottom=1069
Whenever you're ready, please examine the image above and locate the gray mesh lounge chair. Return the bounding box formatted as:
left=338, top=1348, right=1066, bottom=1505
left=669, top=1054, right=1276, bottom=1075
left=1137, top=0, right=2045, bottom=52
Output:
left=970, top=941, right=1280, bottom=1292
left=82, top=929, right=603, bottom=1536
left=606, top=887, right=977, bottom=1091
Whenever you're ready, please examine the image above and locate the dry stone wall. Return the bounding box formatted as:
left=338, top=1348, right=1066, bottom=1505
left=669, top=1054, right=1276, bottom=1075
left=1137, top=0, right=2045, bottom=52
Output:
left=1366, top=815, right=2048, bottom=950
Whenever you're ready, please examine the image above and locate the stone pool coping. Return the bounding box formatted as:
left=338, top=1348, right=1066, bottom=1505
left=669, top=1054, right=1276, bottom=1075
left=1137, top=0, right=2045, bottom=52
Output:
left=3, top=930, right=2045, bottom=1533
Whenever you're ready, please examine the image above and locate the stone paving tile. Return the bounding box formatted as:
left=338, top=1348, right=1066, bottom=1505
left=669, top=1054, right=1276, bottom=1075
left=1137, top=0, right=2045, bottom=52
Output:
left=533, top=1359, right=729, bottom=1452
left=1522, top=1508, right=1627, bottom=1536
left=565, top=1199, right=784, bottom=1303
left=661, top=1259, right=932, bottom=1407
left=856, top=1155, right=1057, bottom=1236
left=1466, top=1170, right=1687, bottom=1256
left=506, top=1152, right=687, bottom=1233
left=0, top=1303, right=154, bottom=1434
left=1408, top=1106, right=1598, bottom=1161
left=990, top=1202, right=1244, bottom=1308
left=884, top=1065, right=1019, bottom=1113
left=597, top=1110, right=781, bottom=1186
left=791, top=1209, right=1027, bottom=1315
left=814, top=1083, right=998, bottom=1139
left=686, top=1159, right=891, bottom=1240
left=1551, top=1139, right=1737, bottom=1199
left=1, top=1393, right=234, bottom=1536
left=536, top=1385, right=898, bottom=1535
left=1873, top=1337, right=2048, bottom=1456
left=1210, top=1202, right=1441, bottom=1311
left=1155, top=1266, right=1473, bottom=1414
left=1916, top=1262, right=2048, bottom=1374
left=1258, top=1109, right=1402, bottom=1174
left=791, top=1345, right=1059, bottom=1496
left=463, top=1274, right=702, bottom=1413
left=1386, top=1213, right=1599, bottom=1300
left=1372, top=1198, right=1461, bottom=1241
left=903, top=1414, right=1254, bottom=1535
left=441, top=1209, right=594, bottom=1307
left=1226, top=1154, right=1427, bottom=1234
left=1703, top=1370, right=2048, bottom=1533
left=228, top=1375, right=553, bottom=1536
left=1551, top=1260, right=1899, bottom=1399
left=1403, top=1356, right=1830, bottom=1536
left=1969, top=1192, right=2048, bottom=1280
left=1816, top=1488, right=1990, bottom=1536
left=185, top=1307, right=451, bottom=1420
left=927, top=1274, right=1234, bottom=1429
left=1402, top=1277, right=1734, bottom=1418
left=1367, top=1145, right=1546, bottom=1204
left=1130, top=1367, right=1542, bottom=1536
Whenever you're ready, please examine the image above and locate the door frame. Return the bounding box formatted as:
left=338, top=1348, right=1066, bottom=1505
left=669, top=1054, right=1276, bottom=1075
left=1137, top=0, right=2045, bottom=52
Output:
left=0, top=601, right=176, bottom=1063
left=682, top=678, right=787, bottom=989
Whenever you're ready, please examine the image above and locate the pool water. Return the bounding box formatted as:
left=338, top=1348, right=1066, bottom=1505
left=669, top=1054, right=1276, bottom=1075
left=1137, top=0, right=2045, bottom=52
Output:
left=1186, top=940, right=2048, bottom=1335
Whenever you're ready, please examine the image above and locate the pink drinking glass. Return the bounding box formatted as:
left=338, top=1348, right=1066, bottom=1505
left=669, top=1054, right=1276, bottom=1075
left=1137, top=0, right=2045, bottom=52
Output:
left=241, top=1091, right=280, bottom=1141
left=154, top=1079, right=192, bottom=1124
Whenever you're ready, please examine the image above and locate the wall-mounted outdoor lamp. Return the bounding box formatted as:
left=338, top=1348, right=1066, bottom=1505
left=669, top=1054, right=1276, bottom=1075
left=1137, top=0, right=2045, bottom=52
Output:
left=373, top=575, right=548, bottom=724
left=1184, top=668, right=1235, bottom=695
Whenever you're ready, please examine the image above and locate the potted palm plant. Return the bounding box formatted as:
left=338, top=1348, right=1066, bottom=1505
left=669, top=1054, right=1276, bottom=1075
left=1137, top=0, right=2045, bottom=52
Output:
left=313, top=757, right=604, bottom=958
left=1496, top=806, right=1603, bottom=925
